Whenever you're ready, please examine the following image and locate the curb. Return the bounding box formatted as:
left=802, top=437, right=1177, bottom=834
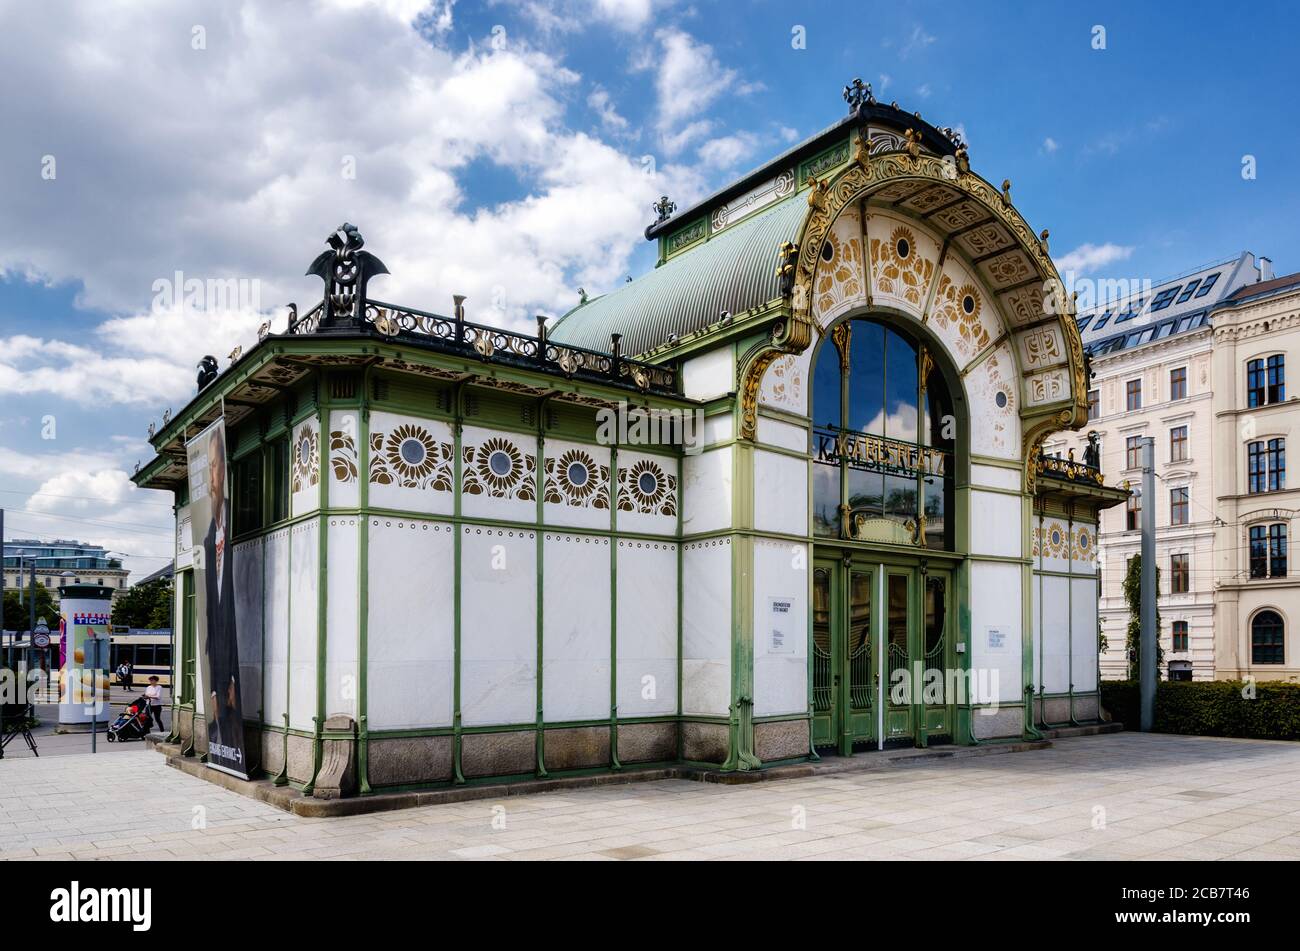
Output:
left=147, top=733, right=1057, bottom=817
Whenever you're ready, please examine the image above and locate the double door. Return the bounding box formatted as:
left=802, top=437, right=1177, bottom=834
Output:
left=811, top=554, right=954, bottom=753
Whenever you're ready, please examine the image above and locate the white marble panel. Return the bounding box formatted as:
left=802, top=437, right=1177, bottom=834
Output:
left=971, top=490, right=1022, bottom=558
left=1040, top=575, right=1070, bottom=693
left=288, top=521, right=318, bottom=730
left=366, top=518, right=455, bottom=729
left=681, top=446, right=731, bottom=536
left=460, top=526, right=538, bottom=726
left=971, top=463, right=1021, bottom=492
left=753, top=450, right=808, bottom=537
left=325, top=519, right=359, bottom=720
left=1071, top=576, right=1099, bottom=692
left=542, top=533, right=611, bottom=722
left=263, top=528, right=289, bottom=725
left=970, top=560, right=1022, bottom=704
left=616, top=540, right=678, bottom=717
left=753, top=539, right=807, bottom=717
left=682, top=345, right=735, bottom=401
left=682, top=538, right=732, bottom=716
left=756, top=416, right=808, bottom=454
left=758, top=349, right=813, bottom=417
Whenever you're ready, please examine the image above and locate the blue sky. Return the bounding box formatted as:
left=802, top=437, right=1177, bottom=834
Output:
left=1, top=0, right=1297, bottom=579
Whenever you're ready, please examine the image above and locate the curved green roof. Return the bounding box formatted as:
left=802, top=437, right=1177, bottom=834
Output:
left=549, top=195, right=807, bottom=357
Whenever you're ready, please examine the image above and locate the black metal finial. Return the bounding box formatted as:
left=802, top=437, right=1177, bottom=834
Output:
left=305, top=223, right=389, bottom=331
left=842, top=77, right=874, bottom=112
left=652, top=196, right=676, bottom=223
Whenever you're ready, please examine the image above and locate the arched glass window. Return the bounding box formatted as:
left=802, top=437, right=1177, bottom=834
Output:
left=812, top=318, right=955, bottom=549
left=1251, top=610, right=1284, bottom=665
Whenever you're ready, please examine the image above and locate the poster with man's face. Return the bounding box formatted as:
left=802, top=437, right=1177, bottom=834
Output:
left=186, top=417, right=250, bottom=779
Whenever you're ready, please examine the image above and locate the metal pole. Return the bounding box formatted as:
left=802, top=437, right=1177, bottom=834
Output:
left=28, top=563, right=36, bottom=672
left=1140, top=437, right=1157, bottom=731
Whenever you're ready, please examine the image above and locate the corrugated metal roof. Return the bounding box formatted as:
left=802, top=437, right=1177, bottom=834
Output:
left=549, top=195, right=807, bottom=356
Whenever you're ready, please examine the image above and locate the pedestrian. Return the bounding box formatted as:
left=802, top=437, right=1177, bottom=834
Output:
left=144, top=676, right=164, bottom=733
left=117, top=661, right=129, bottom=690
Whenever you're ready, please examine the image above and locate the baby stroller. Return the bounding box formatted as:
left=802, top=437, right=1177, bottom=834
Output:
left=106, top=695, right=153, bottom=742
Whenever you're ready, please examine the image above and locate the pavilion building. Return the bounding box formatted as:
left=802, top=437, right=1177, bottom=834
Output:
left=133, top=87, right=1125, bottom=796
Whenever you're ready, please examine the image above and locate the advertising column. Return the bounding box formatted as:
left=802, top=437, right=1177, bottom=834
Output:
left=56, top=584, right=113, bottom=731
left=186, top=417, right=251, bottom=778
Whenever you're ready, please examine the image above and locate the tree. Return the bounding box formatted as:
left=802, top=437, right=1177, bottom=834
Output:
left=1122, top=554, right=1164, bottom=682
left=3, top=582, right=57, bottom=633
left=111, top=577, right=174, bottom=629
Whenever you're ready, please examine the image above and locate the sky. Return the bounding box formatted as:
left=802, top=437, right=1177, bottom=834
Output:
left=1, top=0, right=1298, bottom=582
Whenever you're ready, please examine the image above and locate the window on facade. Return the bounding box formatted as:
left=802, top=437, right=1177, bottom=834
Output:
left=1170, top=425, right=1188, bottom=462
left=1169, top=367, right=1187, bottom=401
left=1087, top=389, right=1099, bottom=420
left=269, top=438, right=290, bottom=522
left=1172, top=620, right=1189, bottom=652
left=1126, top=435, right=1142, bottom=470
left=1194, top=273, right=1219, bottom=297
left=1150, top=287, right=1181, bottom=311
left=1248, top=438, right=1286, bottom=493
left=1126, top=492, right=1141, bottom=531
left=1176, top=279, right=1201, bottom=303
left=812, top=319, right=954, bottom=549
left=1093, top=311, right=1112, bottom=331
left=1170, top=553, right=1189, bottom=593
left=1251, top=610, right=1284, bottom=664
left=1126, top=379, right=1142, bottom=410
left=1247, top=355, right=1284, bottom=407
left=1253, top=523, right=1291, bottom=579
left=1170, top=487, right=1189, bottom=526
left=232, top=452, right=264, bottom=536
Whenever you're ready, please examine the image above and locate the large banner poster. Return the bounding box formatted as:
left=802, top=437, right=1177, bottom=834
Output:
left=186, top=417, right=250, bottom=779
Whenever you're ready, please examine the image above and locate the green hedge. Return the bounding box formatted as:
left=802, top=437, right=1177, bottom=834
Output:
left=1101, top=680, right=1300, bottom=740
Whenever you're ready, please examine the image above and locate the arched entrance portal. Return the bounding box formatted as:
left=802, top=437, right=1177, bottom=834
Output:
left=809, top=313, right=967, bottom=754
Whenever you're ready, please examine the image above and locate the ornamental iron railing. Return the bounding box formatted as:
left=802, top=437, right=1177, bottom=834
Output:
left=283, top=223, right=677, bottom=395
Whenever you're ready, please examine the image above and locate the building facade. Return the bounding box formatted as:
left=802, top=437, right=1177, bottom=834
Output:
left=1212, top=272, right=1300, bottom=681
left=1051, top=256, right=1292, bottom=682
left=3, top=538, right=130, bottom=602
left=133, top=90, right=1123, bottom=796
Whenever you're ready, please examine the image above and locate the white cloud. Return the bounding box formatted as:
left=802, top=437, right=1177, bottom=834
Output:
left=916, top=83, right=932, bottom=99
left=900, top=25, right=936, bottom=58
left=593, top=0, right=655, bottom=30
left=697, top=132, right=758, bottom=170
left=1054, top=242, right=1136, bottom=275
left=1042, top=136, right=1060, bottom=154
left=0, top=0, right=710, bottom=410
left=588, top=85, right=629, bottom=131
left=647, top=28, right=755, bottom=156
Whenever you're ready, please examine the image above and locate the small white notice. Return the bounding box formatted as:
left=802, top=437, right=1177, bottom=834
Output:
left=769, top=596, right=795, bottom=654
left=986, top=626, right=1007, bottom=653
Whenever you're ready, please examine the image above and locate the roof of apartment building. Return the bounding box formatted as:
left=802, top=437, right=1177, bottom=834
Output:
left=1219, top=269, right=1300, bottom=306
left=1077, top=251, right=1276, bottom=360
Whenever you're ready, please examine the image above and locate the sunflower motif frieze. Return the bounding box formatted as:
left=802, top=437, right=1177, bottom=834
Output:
left=291, top=422, right=319, bottom=494
left=544, top=448, right=611, bottom=510
left=463, top=436, right=536, bottom=501
left=617, top=458, right=677, bottom=517
left=369, top=423, right=453, bottom=492
left=330, top=429, right=359, bottom=484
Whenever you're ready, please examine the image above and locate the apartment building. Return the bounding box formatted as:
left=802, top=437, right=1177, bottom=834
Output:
left=1211, top=271, right=1300, bottom=681
left=1048, top=252, right=1275, bottom=680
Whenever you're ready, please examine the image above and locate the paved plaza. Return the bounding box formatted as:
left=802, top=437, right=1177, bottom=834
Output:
left=2, top=733, right=1299, bottom=861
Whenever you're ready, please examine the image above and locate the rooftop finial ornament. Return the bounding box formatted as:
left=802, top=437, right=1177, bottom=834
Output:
left=306, top=222, right=389, bottom=331
left=652, top=195, right=676, bottom=223
left=842, top=77, right=874, bottom=112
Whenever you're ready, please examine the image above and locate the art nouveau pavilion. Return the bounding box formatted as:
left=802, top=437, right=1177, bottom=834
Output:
left=134, top=86, right=1125, bottom=795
